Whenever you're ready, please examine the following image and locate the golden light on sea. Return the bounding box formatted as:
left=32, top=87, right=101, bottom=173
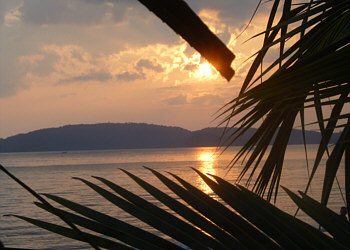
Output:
left=198, top=151, right=215, bottom=162
left=197, top=150, right=217, bottom=194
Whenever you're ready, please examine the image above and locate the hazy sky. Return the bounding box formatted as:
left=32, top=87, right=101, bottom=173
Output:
left=0, top=0, right=273, bottom=138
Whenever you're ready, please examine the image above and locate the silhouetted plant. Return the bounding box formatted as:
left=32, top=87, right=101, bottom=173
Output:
left=1, top=165, right=349, bottom=249
left=2, top=0, right=350, bottom=248
left=218, top=0, right=350, bottom=204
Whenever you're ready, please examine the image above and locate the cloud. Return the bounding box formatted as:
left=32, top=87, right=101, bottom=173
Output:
left=163, top=94, right=188, bottom=105
left=59, top=70, right=113, bottom=84
left=188, top=0, right=267, bottom=23
left=0, top=23, right=29, bottom=97
left=0, top=0, right=268, bottom=99
left=18, top=0, right=137, bottom=26
left=163, top=93, right=225, bottom=107
left=12, top=44, right=116, bottom=88
left=182, top=63, right=198, bottom=72
left=115, top=71, right=144, bottom=82
left=106, top=43, right=196, bottom=83
left=1, top=2, right=22, bottom=27
left=191, top=94, right=225, bottom=106
left=19, top=53, right=60, bottom=78
left=0, top=0, right=22, bottom=26
left=136, top=59, right=164, bottom=72
left=8, top=42, right=190, bottom=89
left=0, top=66, right=25, bottom=98
left=8, top=0, right=265, bottom=28
left=39, top=45, right=99, bottom=82
left=115, top=58, right=165, bottom=82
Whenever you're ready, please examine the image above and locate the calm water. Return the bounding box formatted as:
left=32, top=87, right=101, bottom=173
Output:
left=0, top=145, right=346, bottom=249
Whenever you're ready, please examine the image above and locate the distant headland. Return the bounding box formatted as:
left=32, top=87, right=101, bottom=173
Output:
left=0, top=123, right=338, bottom=153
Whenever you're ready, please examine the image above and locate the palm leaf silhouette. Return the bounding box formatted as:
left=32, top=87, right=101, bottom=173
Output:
left=1, top=165, right=349, bottom=249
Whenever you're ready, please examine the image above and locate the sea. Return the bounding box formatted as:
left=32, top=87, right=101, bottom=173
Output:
left=0, top=145, right=346, bottom=249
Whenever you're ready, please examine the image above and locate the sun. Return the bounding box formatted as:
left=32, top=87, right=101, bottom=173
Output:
left=196, top=63, right=212, bottom=78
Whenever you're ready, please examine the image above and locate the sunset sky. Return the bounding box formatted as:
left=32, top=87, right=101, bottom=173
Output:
left=0, top=0, right=273, bottom=138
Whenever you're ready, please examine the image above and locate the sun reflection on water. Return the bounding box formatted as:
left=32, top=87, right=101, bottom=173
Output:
left=197, top=150, right=217, bottom=194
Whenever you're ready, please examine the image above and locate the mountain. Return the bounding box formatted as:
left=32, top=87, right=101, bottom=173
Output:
left=0, top=123, right=190, bottom=152
left=186, top=127, right=329, bottom=147
left=0, top=123, right=339, bottom=153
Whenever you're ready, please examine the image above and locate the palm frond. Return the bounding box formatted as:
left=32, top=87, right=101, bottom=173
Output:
left=345, top=143, right=350, bottom=219
left=321, top=119, right=350, bottom=206
left=0, top=165, right=101, bottom=250
left=2, top=165, right=349, bottom=249
left=283, top=186, right=350, bottom=247
left=221, top=0, right=350, bottom=201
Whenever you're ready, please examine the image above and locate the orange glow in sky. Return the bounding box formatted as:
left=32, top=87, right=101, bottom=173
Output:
left=0, top=1, right=270, bottom=138
left=196, top=63, right=213, bottom=78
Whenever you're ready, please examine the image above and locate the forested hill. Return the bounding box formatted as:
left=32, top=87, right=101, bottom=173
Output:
left=0, top=123, right=338, bottom=152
